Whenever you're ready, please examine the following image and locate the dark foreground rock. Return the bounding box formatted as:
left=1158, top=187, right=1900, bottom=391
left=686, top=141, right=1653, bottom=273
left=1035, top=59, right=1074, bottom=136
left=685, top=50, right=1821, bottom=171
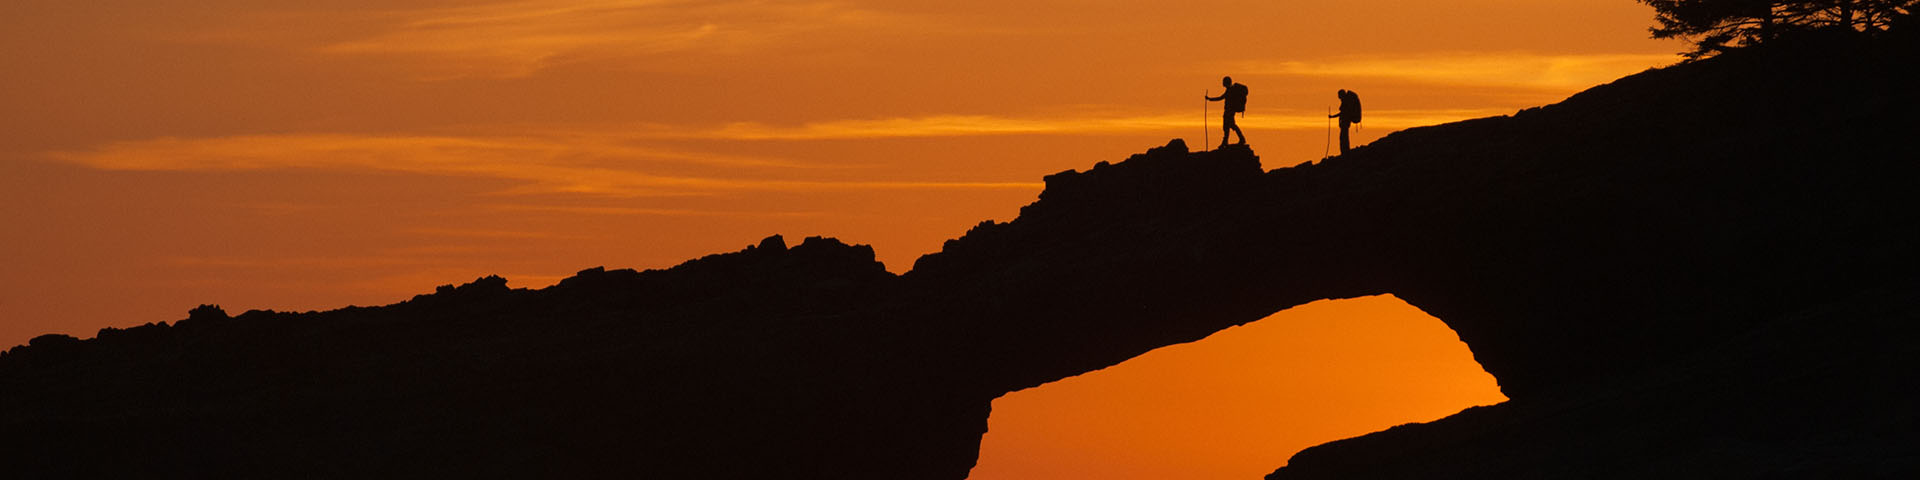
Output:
left=4, top=32, right=1918, bottom=478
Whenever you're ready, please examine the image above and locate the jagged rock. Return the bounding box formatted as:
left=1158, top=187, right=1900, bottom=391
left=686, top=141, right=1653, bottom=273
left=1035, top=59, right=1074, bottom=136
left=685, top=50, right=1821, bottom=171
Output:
left=26, top=333, right=79, bottom=349
left=756, top=233, right=787, bottom=251
left=188, top=304, right=228, bottom=322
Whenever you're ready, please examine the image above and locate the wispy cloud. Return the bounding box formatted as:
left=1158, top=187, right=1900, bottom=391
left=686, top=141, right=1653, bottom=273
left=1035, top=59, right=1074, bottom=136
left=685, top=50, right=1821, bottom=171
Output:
left=48, top=105, right=1507, bottom=197
left=315, top=0, right=909, bottom=78
left=680, top=109, right=1513, bottom=140
left=486, top=204, right=825, bottom=217
left=402, top=227, right=588, bottom=240
left=1241, top=52, right=1676, bottom=90
left=49, top=132, right=1038, bottom=196
left=163, top=254, right=435, bottom=270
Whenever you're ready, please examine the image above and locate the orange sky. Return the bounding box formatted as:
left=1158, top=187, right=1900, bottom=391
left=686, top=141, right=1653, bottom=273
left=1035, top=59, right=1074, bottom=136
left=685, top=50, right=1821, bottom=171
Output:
left=2, top=1, right=1680, bottom=476
left=972, top=295, right=1506, bottom=479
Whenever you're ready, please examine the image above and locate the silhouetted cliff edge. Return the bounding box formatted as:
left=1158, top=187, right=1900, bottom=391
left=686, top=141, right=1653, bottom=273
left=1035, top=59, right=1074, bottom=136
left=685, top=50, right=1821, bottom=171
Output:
left=5, top=32, right=1918, bottom=478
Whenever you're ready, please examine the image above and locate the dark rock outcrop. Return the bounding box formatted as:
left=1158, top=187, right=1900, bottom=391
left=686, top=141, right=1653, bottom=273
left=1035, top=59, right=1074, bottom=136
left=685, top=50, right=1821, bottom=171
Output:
left=3, top=32, right=1917, bottom=478
left=1270, top=280, right=1920, bottom=479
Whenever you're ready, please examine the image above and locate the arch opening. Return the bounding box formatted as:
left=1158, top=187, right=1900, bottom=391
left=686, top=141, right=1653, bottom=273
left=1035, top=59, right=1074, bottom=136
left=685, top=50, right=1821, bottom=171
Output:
left=967, top=294, right=1506, bottom=479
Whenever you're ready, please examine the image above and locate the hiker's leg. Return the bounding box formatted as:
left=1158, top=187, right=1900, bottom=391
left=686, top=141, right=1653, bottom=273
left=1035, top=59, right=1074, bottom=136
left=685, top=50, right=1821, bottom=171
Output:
left=1339, top=120, right=1351, bottom=154
left=1221, top=112, right=1235, bottom=146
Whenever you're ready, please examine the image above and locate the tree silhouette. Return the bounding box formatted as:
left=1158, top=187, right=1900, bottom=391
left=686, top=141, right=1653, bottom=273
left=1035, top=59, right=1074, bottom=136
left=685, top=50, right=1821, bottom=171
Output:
left=1639, top=0, right=1916, bottom=57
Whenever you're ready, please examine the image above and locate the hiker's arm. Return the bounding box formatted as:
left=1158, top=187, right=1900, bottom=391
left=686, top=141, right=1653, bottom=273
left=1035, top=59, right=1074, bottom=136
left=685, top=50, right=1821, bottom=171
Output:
left=1205, top=94, right=1222, bottom=101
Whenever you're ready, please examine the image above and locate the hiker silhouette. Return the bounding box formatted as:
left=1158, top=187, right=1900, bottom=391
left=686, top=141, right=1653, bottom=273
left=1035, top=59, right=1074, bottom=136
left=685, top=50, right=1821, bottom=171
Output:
left=1206, top=76, right=1249, bottom=148
left=1329, top=89, right=1362, bottom=155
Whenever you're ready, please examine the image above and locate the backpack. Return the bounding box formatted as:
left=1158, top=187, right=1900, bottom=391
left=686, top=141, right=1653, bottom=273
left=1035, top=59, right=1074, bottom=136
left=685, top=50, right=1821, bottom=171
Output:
left=1227, top=84, right=1249, bottom=114
left=1341, top=90, right=1362, bottom=123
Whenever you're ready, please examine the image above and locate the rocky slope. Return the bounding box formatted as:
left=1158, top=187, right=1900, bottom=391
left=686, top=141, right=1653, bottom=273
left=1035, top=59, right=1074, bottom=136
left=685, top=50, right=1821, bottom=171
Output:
left=4, top=31, right=1917, bottom=478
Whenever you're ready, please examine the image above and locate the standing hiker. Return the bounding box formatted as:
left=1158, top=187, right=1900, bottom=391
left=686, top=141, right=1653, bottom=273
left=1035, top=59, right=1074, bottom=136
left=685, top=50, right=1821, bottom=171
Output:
left=1205, top=76, right=1249, bottom=148
left=1328, top=89, right=1362, bottom=155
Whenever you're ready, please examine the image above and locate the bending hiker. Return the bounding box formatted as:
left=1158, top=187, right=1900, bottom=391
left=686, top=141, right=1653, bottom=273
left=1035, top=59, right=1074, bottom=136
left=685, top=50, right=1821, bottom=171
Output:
left=1328, top=89, right=1361, bottom=155
left=1206, top=76, right=1249, bottom=148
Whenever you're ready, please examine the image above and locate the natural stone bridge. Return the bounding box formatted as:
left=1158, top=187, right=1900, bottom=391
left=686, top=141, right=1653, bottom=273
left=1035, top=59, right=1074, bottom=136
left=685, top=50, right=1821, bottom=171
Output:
left=4, top=34, right=1916, bottom=478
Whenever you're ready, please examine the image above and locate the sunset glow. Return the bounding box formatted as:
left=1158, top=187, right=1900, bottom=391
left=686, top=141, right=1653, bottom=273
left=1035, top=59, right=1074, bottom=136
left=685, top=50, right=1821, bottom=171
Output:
left=973, top=296, right=1506, bottom=479
left=3, top=0, right=1681, bottom=477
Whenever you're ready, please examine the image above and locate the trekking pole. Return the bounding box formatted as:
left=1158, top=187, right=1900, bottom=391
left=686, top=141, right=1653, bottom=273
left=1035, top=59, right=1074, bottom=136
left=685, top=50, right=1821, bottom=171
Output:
left=1324, top=106, right=1332, bottom=159
left=1203, top=89, right=1209, bottom=153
